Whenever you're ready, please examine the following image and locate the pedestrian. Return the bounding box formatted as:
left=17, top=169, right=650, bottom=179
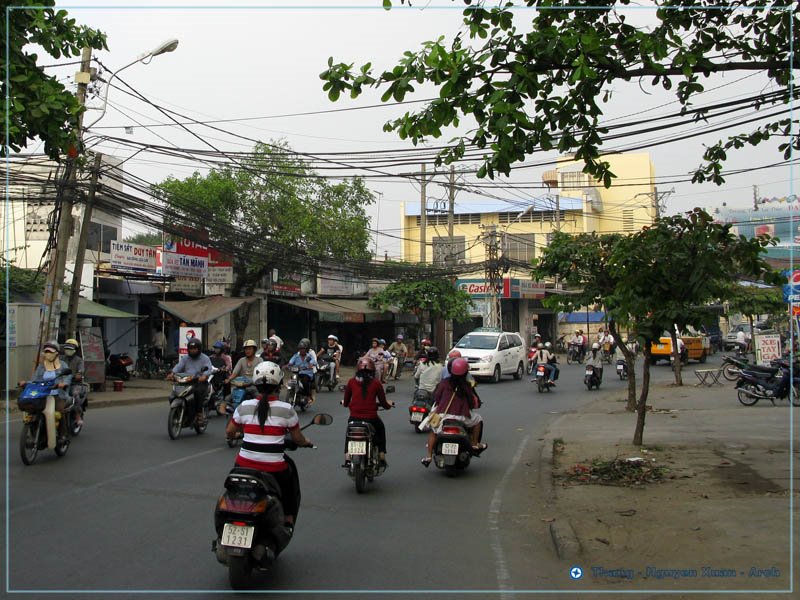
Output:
left=151, top=327, right=166, bottom=363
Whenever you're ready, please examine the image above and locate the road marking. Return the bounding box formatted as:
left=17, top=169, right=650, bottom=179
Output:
left=9, top=446, right=224, bottom=515
left=488, top=433, right=530, bottom=600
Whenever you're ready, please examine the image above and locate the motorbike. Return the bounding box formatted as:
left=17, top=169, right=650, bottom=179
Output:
left=566, top=343, right=583, bottom=365
left=430, top=418, right=483, bottom=476
left=386, top=352, right=399, bottom=380
left=167, top=370, right=210, bottom=440
left=66, top=378, right=88, bottom=437
left=526, top=347, right=538, bottom=374
left=225, top=376, right=257, bottom=448
left=534, top=363, right=552, bottom=393
left=409, top=388, right=433, bottom=433
left=721, top=354, right=752, bottom=381
left=17, top=368, right=73, bottom=465
left=207, top=368, right=228, bottom=417
left=212, top=413, right=333, bottom=590
left=315, top=354, right=338, bottom=392
left=107, top=352, right=133, bottom=380
left=616, top=359, right=628, bottom=380
left=135, top=344, right=162, bottom=379
left=286, top=367, right=311, bottom=412
left=344, top=410, right=389, bottom=493
left=734, top=360, right=800, bottom=407
left=584, top=365, right=602, bottom=390
left=601, top=343, right=614, bottom=364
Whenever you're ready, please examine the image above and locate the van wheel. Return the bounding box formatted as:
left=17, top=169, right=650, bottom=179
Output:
left=513, top=362, right=524, bottom=380
left=491, top=365, right=501, bottom=384
left=699, top=352, right=707, bottom=364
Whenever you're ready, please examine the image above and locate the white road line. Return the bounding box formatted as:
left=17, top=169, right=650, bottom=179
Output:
left=488, top=433, right=530, bottom=600
left=9, top=446, right=224, bottom=515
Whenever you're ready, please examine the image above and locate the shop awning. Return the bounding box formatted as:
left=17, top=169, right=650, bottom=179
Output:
left=272, top=297, right=391, bottom=315
left=157, top=296, right=258, bottom=324
left=67, top=298, right=139, bottom=319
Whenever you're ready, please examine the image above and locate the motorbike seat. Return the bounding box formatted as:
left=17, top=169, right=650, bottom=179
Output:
left=346, top=420, right=376, bottom=439
left=225, top=467, right=283, bottom=498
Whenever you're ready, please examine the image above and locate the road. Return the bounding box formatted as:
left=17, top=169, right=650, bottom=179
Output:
left=3, top=354, right=689, bottom=596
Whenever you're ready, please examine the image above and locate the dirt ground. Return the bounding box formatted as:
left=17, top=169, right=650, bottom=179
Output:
left=552, top=438, right=798, bottom=593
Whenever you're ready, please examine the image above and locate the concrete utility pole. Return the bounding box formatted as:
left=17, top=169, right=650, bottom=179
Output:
left=483, top=224, right=502, bottom=329
left=753, top=185, right=759, bottom=211
left=66, top=152, right=102, bottom=338
left=445, top=166, right=456, bottom=349
left=420, top=163, right=427, bottom=263
left=35, top=46, right=93, bottom=358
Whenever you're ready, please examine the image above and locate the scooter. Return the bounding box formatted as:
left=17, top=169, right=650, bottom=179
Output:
left=584, top=365, right=602, bottom=390
left=735, top=360, right=800, bottom=406
left=212, top=413, right=333, bottom=590
left=566, top=343, right=583, bottom=365
left=527, top=347, right=538, bottom=374
left=386, top=352, right=399, bottom=379
left=107, top=352, right=133, bottom=380
left=286, top=367, right=311, bottom=412
left=534, top=363, right=552, bottom=393
left=167, top=369, right=210, bottom=440
left=343, top=417, right=387, bottom=493
left=721, top=354, right=752, bottom=381
left=431, top=418, right=483, bottom=476
left=315, top=354, right=337, bottom=392
left=208, top=368, right=227, bottom=417
left=17, top=367, right=73, bottom=465
left=225, top=376, right=257, bottom=448
left=616, top=359, right=628, bottom=380
left=409, top=388, right=432, bottom=433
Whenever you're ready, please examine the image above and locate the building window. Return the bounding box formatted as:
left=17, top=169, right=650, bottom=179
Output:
left=432, top=236, right=466, bottom=265
left=560, top=171, right=591, bottom=190
left=87, top=222, right=118, bottom=254
left=415, top=213, right=480, bottom=226
left=622, top=209, right=634, bottom=231
left=504, top=233, right=536, bottom=263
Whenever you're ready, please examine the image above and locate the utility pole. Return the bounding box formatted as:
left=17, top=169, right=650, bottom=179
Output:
left=420, top=163, right=427, bottom=263
left=483, top=224, right=502, bottom=329
left=445, top=166, right=456, bottom=349
left=36, top=46, right=93, bottom=357
left=66, top=152, right=102, bottom=338
left=753, top=185, right=759, bottom=211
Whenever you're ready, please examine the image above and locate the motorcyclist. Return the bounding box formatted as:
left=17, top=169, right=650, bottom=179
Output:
left=225, top=361, right=311, bottom=530
left=317, top=335, right=342, bottom=383
left=415, top=346, right=442, bottom=394
left=261, top=338, right=282, bottom=363
left=169, top=337, right=213, bottom=425
left=530, top=343, right=557, bottom=385
left=585, top=342, right=604, bottom=382
left=544, top=342, right=560, bottom=382
left=62, top=338, right=87, bottom=426
left=421, top=357, right=485, bottom=467
left=365, top=338, right=386, bottom=383
left=569, top=329, right=584, bottom=361
left=19, top=340, right=72, bottom=448
left=386, top=334, right=408, bottom=380
left=210, top=341, right=231, bottom=414
left=414, top=338, right=432, bottom=363
left=226, top=339, right=263, bottom=384
left=341, top=356, right=394, bottom=468
left=287, top=340, right=318, bottom=406
left=377, top=339, right=391, bottom=383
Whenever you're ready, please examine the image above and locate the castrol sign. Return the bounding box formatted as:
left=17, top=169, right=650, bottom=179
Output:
left=457, top=280, right=493, bottom=297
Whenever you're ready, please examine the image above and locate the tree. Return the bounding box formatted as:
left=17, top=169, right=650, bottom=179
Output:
left=609, top=209, right=780, bottom=444
left=725, top=284, right=786, bottom=352
left=533, top=231, right=640, bottom=411
left=321, top=1, right=797, bottom=185
left=1, top=1, right=107, bottom=159
left=367, top=277, right=474, bottom=336
left=153, top=141, right=374, bottom=345
left=123, top=231, right=162, bottom=247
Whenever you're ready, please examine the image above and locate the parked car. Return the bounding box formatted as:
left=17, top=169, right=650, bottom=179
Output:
left=700, top=325, right=723, bottom=353
left=450, top=328, right=526, bottom=383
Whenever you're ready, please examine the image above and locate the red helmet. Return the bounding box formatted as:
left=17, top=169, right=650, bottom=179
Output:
left=449, top=357, right=469, bottom=376
left=447, top=349, right=462, bottom=359
left=421, top=338, right=432, bottom=347
left=357, top=356, right=376, bottom=372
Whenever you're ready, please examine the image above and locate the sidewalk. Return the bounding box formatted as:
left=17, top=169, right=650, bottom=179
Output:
left=540, top=373, right=799, bottom=592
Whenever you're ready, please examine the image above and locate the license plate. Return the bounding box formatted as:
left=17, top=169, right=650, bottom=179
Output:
left=348, top=441, right=367, bottom=455
left=656, top=344, right=665, bottom=350
left=585, top=370, right=593, bottom=376
left=616, top=365, right=623, bottom=371
left=536, top=371, right=544, bottom=377
left=221, top=523, right=254, bottom=549
left=442, top=442, right=459, bottom=455
left=410, top=412, right=423, bottom=422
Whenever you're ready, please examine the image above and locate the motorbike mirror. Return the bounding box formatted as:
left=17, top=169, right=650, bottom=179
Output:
left=311, top=413, right=333, bottom=426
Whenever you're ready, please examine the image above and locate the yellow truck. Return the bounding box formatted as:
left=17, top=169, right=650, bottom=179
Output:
left=650, top=333, right=710, bottom=364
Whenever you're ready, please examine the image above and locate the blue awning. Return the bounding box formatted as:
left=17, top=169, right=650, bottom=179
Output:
left=560, top=311, right=606, bottom=324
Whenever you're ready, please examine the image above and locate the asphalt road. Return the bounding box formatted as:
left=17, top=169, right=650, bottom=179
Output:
left=3, top=355, right=686, bottom=597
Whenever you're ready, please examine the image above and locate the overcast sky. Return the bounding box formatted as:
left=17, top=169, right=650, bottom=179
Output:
left=44, top=0, right=798, bottom=255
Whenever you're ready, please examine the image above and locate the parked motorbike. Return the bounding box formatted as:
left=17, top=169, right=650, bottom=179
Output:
left=18, top=368, right=73, bottom=465
left=409, top=388, right=432, bottom=432
left=167, top=370, right=210, bottom=440
left=566, top=343, right=583, bottom=365
left=212, top=413, right=333, bottom=590
left=430, top=418, right=482, bottom=476
left=735, top=360, right=800, bottom=406
left=584, top=365, right=602, bottom=390
left=721, top=354, right=752, bottom=381
left=225, top=376, right=257, bottom=448
left=534, top=363, right=552, bottom=393
left=286, top=367, right=311, bottom=412
left=135, top=344, right=162, bottom=379
left=616, top=359, right=628, bottom=380
left=315, top=354, right=338, bottom=392
left=107, top=352, right=133, bottom=380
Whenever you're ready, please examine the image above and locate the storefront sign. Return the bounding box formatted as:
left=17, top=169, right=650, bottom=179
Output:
left=457, top=279, right=493, bottom=298
left=519, top=280, right=546, bottom=299
left=170, top=277, right=203, bottom=295
left=783, top=270, right=800, bottom=303
left=755, top=334, right=782, bottom=365
left=271, top=271, right=301, bottom=294
left=206, top=266, right=234, bottom=284
left=7, top=306, right=16, bottom=347
left=110, top=241, right=158, bottom=272
left=179, top=327, right=202, bottom=355
left=163, top=253, right=208, bottom=278
left=80, top=327, right=106, bottom=384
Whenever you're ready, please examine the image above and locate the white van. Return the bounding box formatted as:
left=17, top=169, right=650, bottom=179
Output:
left=450, top=328, right=526, bottom=383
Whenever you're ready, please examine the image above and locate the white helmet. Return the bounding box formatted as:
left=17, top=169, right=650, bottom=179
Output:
left=592, top=342, right=600, bottom=350
left=254, top=361, right=283, bottom=386
left=544, top=342, right=552, bottom=349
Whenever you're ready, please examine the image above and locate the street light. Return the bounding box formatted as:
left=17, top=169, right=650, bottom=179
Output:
left=85, top=38, right=179, bottom=129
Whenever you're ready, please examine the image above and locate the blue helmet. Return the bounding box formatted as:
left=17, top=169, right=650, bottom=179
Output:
left=213, top=341, right=225, bottom=350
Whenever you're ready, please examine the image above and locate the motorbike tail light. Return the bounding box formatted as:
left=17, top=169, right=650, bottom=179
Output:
left=410, top=406, right=428, bottom=413
left=442, top=426, right=462, bottom=435
left=347, top=431, right=369, bottom=440
left=218, top=496, right=269, bottom=514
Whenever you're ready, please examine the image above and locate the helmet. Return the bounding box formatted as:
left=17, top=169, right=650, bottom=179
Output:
left=42, top=340, right=59, bottom=353
left=371, top=337, right=379, bottom=344
left=328, top=334, right=338, bottom=341
left=537, top=343, right=544, bottom=349
left=64, top=338, right=79, bottom=350
left=267, top=339, right=277, bottom=349
left=447, top=349, right=462, bottom=359
left=534, top=333, right=542, bottom=338
left=213, top=341, right=225, bottom=350
left=254, top=361, right=283, bottom=386
left=378, top=338, right=386, bottom=346
left=397, top=334, right=404, bottom=341
left=449, top=357, right=469, bottom=376
left=545, top=342, right=552, bottom=349
left=592, top=342, right=600, bottom=350
left=421, top=338, right=432, bottom=347
left=187, top=337, right=202, bottom=349
left=357, top=356, right=376, bottom=372
left=300, top=338, right=311, bottom=348
left=261, top=338, right=270, bottom=346
left=426, top=346, right=440, bottom=362
left=243, top=339, right=257, bottom=349
left=297, top=340, right=309, bottom=350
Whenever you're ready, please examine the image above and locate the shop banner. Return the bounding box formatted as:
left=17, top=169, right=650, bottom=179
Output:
left=163, top=252, right=208, bottom=278
left=110, top=241, right=158, bottom=272
left=783, top=270, right=800, bottom=303
left=755, top=334, right=782, bottom=366
left=179, top=327, right=202, bottom=355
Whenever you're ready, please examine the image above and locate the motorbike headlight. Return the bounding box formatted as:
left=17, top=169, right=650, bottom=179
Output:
left=478, top=355, right=493, bottom=364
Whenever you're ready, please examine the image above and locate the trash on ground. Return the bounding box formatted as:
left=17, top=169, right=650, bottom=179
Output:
left=562, top=457, right=667, bottom=486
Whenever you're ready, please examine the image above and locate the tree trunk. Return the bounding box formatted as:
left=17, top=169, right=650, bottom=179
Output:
left=609, top=320, right=637, bottom=412
left=748, top=315, right=755, bottom=357
left=670, top=330, right=683, bottom=386
left=633, top=341, right=652, bottom=446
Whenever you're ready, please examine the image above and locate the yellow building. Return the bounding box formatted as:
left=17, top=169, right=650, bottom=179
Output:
left=400, top=152, right=656, bottom=344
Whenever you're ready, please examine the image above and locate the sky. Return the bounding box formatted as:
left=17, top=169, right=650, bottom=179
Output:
left=39, top=0, right=798, bottom=256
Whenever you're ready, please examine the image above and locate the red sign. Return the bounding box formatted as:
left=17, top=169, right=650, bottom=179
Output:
left=209, top=248, right=233, bottom=267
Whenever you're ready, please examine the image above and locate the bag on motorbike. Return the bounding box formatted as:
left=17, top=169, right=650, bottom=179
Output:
left=421, top=392, right=456, bottom=431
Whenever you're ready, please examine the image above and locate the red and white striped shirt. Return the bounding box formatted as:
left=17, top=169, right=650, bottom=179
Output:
left=232, top=396, right=299, bottom=472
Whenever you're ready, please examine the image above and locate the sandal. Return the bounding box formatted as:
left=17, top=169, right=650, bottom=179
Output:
left=420, top=457, right=432, bottom=468
left=471, top=442, right=488, bottom=455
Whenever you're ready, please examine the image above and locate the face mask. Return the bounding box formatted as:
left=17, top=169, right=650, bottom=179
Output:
left=64, top=348, right=76, bottom=357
